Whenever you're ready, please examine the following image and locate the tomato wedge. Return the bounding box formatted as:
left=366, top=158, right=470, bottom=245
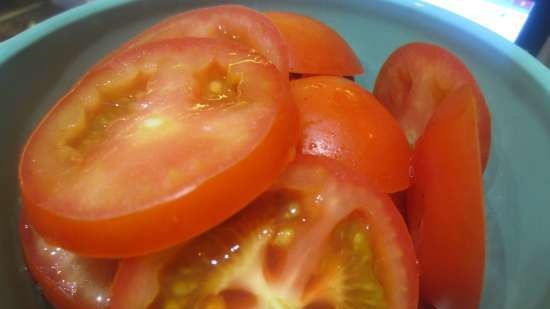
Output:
left=291, top=76, right=411, bottom=193
left=265, top=12, right=363, bottom=76
left=109, top=157, right=418, bottom=309
left=19, top=38, right=298, bottom=258
left=407, top=87, right=485, bottom=309
left=101, top=5, right=288, bottom=75
left=373, top=42, right=491, bottom=169
left=19, top=210, right=118, bottom=309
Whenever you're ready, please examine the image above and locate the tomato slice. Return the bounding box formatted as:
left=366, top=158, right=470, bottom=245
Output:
left=373, top=42, right=491, bottom=169
left=265, top=12, right=363, bottom=76
left=19, top=38, right=298, bottom=258
left=109, top=157, right=418, bottom=309
left=101, top=5, right=288, bottom=75
left=291, top=76, right=411, bottom=193
left=406, top=87, right=485, bottom=309
left=19, top=210, right=118, bottom=309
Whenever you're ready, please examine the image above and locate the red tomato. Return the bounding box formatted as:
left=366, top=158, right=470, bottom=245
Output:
left=407, top=86, right=485, bottom=309
left=101, top=5, right=288, bottom=75
left=109, top=157, right=418, bottom=309
left=373, top=42, right=491, bottom=169
left=19, top=38, right=298, bottom=258
left=291, top=76, right=411, bottom=193
left=265, top=12, right=363, bottom=76
left=19, top=210, right=118, bottom=309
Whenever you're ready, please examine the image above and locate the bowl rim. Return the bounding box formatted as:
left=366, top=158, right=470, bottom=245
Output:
left=0, top=0, right=548, bottom=97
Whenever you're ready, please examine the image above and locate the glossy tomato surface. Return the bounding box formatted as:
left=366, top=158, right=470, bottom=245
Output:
left=291, top=76, right=411, bottom=193
left=373, top=42, right=491, bottom=169
left=265, top=11, right=363, bottom=76
left=19, top=211, right=118, bottom=309
left=407, top=87, right=485, bottom=309
left=101, top=5, right=288, bottom=75
left=109, top=157, right=418, bottom=309
left=19, top=38, right=298, bottom=258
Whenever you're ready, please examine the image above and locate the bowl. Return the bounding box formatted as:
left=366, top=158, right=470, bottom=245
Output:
left=1, top=0, right=549, bottom=308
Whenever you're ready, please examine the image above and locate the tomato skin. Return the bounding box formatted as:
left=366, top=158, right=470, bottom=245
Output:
left=406, top=87, right=485, bottom=309
left=265, top=12, right=363, bottom=76
left=109, top=156, right=418, bottom=309
left=373, top=42, right=491, bottom=169
left=101, top=5, right=288, bottom=75
left=19, top=210, right=118, bottom=309
left=290, top=76, right=411, bottom=193
left=19, top=39, right=299, bottom=258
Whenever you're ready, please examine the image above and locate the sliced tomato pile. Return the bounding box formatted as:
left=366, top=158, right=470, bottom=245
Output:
left=18, top=5, right=490, bottom=309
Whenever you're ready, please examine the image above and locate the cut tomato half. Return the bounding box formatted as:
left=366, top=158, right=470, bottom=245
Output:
left=291, top=76, right=411, bottom=193
left=373, top=42, right=491, bottom=169
left=109, top=157, right=418, bottom=309
left=265, top=11, right=363, bottom=76
left=19, top=210, right=118, bottom=309
left=19, top=38, right=298, bottom=258
left=407, top=86, right=485, bottom=309
left=101, top=5, right=288, bottom=75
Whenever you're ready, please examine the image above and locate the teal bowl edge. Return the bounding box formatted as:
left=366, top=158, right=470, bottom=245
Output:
left=0, top=0, right=133, bottom=63
left=0, top=0, right=549, bottom=96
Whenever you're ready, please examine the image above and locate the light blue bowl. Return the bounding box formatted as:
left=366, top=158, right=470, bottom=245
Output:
left=1, top=1, right=549, bottom=308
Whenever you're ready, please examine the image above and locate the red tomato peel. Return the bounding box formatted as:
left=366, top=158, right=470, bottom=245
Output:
left=291, top=76, right=412, bottom=193
left=407, top=86, right=485, bottom=309
left=266, top=11, right=363, bottom=76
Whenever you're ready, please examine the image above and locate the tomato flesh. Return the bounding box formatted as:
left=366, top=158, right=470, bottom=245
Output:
left=407, top=87, right=485, bottom=309
left=373, top=42, right=491, bottom=169
left=291, top=76, right=411, bottom=193
left=19, top=38, right=298, bottom=258
left=101, top=5, right=288, bottom=75
left=109, top=157, right=418, bottom=309
left=19, top=210, right=118, bottom=309
left=266, top=12, right=363, bottom=76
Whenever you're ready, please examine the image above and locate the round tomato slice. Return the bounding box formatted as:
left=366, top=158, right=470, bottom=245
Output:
left=407, top=87, right=485, bottom=309
left=19, top=38, right=298, bottom=258
left=265, top=12, right=363, bottom=76
left=100, top=5, right=288, bottom=75
left=19, top=210, right=118, bottom=309
left=109, top=157, right=418, bottom=309
left=291, top=76, right=411, bottom=193
left=373, top=42, right=491, bottom=169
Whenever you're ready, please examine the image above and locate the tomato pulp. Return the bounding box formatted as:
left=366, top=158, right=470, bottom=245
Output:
left=109, top=157, right=418, bottom=309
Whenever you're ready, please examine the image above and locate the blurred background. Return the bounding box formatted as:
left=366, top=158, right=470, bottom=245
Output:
left=0, top=0, right=548, bottom=68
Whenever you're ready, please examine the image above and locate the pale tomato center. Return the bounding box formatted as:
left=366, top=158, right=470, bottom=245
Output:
left=150, top=188, right=388, bottom=309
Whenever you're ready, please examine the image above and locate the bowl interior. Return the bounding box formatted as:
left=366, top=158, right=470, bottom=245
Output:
left=1, top=0, right=550, bottom=308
